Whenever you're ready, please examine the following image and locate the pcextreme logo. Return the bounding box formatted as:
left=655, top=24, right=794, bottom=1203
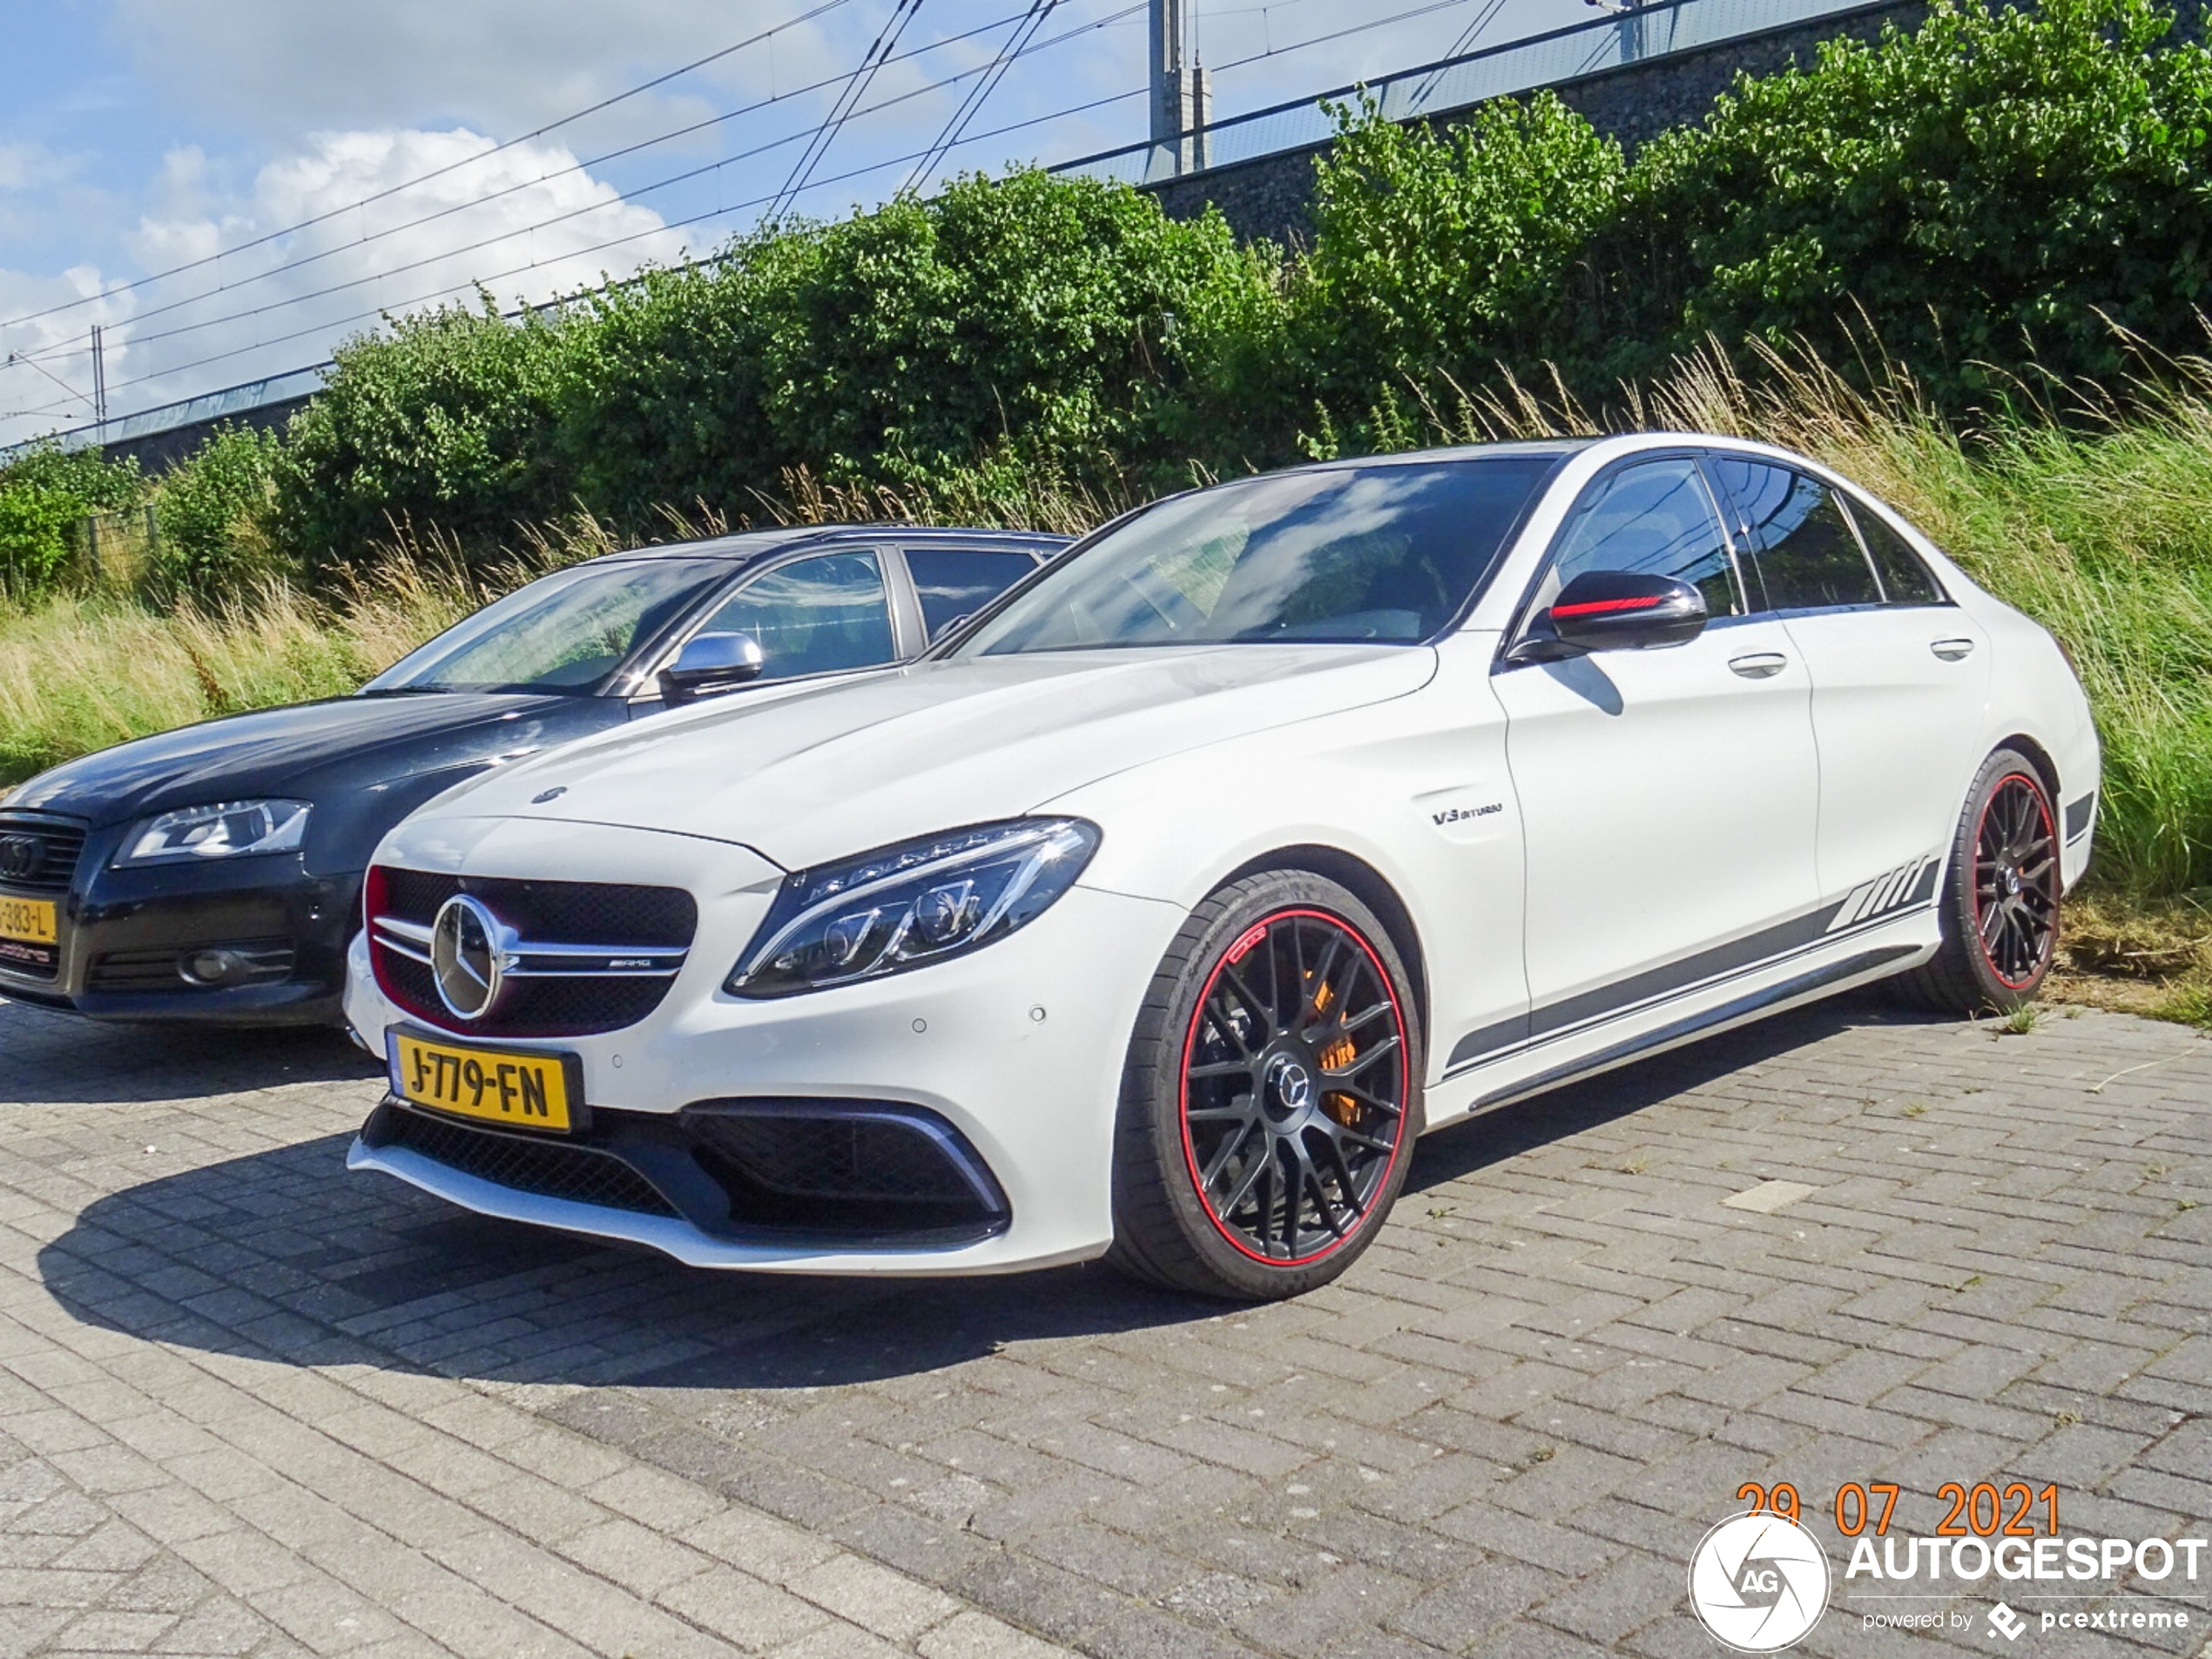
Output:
left=1689, top=1513, right=1831, bottom=1652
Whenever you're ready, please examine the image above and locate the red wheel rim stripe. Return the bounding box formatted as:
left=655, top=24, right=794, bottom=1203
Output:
left=1972, top=772, right=2058, bottom=990
left=1177, top=907, right=1411, bottom=1270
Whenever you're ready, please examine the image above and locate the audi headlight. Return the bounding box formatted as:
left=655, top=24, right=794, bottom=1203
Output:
left=114, top=799, right=311, bottom=867
left=728, top=818, right=1100, bottom=998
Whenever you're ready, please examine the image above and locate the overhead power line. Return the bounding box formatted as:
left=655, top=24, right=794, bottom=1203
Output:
left=67, top=79, right=1151, bottom=410
left=9, top=3, right=1147, bottom=376
left=0, top=0, right=860, bottom=340
left=907, top=0, right=1064, bottom=192
left=8, top=0, right=1507, bottom=427
left=5, top=1, right=1050, bottom=360
left=771, top=0, right=929, bottom=220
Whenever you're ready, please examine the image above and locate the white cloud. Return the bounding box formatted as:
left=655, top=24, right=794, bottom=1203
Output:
left=108, top=0, right=844, bottom=152
left=1, top=126, right=687, bottom=448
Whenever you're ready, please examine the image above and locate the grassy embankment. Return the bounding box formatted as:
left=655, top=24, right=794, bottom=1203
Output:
left=3, top=353, right=2207, bottom=1021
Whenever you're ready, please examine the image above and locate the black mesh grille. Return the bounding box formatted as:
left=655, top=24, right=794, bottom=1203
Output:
left=373, top=948, right=674, bottom=1038
left=381, top=1108, right=678, bottom=1217
left=686, top=1111, right=981, bottom=1204
left=378, top=869, right=694, bottom=945
left=368, top=865, right=694, bottom=1037
left=0, top=813, right=87, bottom=896
left=85, top=948, right=181, bottom=991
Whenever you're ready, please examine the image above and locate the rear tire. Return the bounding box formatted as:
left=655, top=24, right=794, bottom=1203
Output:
left=1893, top=747, right=2061, bottom=1015
left=1106, top=871, right=1423, bottom=1302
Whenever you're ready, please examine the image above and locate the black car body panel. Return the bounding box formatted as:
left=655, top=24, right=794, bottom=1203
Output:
left=0, top=526, right=1063, bottom=1025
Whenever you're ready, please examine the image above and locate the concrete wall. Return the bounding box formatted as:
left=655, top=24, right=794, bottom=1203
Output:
left=1143, top=0, right=1927, bottom=245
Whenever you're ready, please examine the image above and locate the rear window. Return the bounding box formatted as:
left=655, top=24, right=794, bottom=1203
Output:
left=1714, top=460, right=1882, bottom=611
left=1843, top=497, right=1946, bottom=605
left=907, top=546, right=1040, bottom=638
left=961, top=458, right=1558, bottom=655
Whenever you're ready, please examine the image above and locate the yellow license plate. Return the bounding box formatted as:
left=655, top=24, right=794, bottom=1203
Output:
left=387, top=1028, right=577, bottom=1133
left=0, top=895, right=57, bottom=945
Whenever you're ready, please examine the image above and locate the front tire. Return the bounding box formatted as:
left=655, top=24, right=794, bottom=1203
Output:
left=1106, top=871, right=1423, bottom=1301
left=1895, top=747, right=2062, bottom=1014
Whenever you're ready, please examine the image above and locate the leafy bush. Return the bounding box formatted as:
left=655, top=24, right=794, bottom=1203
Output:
left=1255, top=92, right=1624, bottom=457
left=1600, top=0, right=2212, bottom=401
left=152, top=423, right=288, bottom=597
left=0, top=442, right=142, bottom=594
left=273, top=295, right=584, bottom=570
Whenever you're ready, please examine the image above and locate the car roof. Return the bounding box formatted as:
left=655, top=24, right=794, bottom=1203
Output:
left=587, top=523, right=1068, bottom=568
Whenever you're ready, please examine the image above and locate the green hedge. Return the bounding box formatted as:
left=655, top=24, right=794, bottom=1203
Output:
left=20, top=0, right=2212, bottom=594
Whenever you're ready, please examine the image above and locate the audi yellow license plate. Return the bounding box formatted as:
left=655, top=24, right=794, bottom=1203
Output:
left=0, top=895, right=57, bottom=946
left=387, top=1028, right=579, bottom=1133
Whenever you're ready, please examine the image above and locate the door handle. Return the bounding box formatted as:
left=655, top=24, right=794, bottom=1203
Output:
left=1729, top=652, right=1789, bottom=679
left=1931, top=637, right=1977, bottom=661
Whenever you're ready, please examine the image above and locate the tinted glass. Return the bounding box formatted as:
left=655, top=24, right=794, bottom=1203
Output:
left=693, top=550, right=895, bottom=680
left=962, top=458, right=1555, bottom=655
left=1843, top=496, right=1945, bottom=604
left=367, top=558, right=728, bottom=694
left=907, top=546, right=1040, bottom=637
left=1716, top=460, right=1881, bottom=610
left=1541, top=459, right=1742, bottom=617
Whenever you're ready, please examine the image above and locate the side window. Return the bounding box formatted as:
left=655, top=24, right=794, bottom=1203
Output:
left=906, top=546, right=1039, bottom=638
left=1539, top=459, right=1743, bottom=618
left=692, top=550, right=895, bottom=681
left=1714, top=460, right=1881, bottom=610
left=1842, top=496, right=1946, bottom=605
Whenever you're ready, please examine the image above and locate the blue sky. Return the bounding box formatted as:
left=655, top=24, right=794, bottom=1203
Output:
left=0, top=0, right=1577, bottom=447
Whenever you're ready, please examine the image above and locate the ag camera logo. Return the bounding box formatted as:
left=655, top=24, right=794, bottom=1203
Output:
left=1689, top=1513, right=1831, bottom=1651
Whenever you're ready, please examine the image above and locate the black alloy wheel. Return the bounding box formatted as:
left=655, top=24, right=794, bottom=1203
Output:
left=1109, top=870, right=1422, bottom=1300
left=1895, top=747, right=2063, bottom=1015
left=1973, top=772, right=2061, bottom=989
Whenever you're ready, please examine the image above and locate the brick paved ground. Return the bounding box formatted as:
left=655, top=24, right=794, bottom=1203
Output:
left=2, top=991, right=2209, bottom=1658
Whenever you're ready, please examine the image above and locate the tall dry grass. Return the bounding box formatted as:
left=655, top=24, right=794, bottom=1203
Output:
left=1421, top=340, right=2212, bottom=907
left=4, top=350, right=2209, bottom=950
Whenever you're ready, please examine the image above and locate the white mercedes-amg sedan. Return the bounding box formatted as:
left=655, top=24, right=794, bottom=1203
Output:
left=343, top=435, right=2099, bottom=1300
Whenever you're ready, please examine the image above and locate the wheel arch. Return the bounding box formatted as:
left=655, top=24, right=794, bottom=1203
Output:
left=1991, top=732, right=2061, bottom=806
left=1217, top=844, right=1431, bottom=1049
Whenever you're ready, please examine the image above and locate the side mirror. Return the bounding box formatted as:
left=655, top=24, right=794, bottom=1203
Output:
left=1525, top=570, right=1708, bottom=658
left=658, top=632, right=765, bottom=703
left=928, top=612, right=971, bottom=646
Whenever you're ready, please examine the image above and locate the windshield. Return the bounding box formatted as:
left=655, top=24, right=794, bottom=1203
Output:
left=364, top=558, right=732, bottom=694
left=957, top=457, right=1557, bottom=657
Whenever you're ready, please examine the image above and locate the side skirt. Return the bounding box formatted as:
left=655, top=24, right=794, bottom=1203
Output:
left=1439, top=942, right=1921, bottom=1125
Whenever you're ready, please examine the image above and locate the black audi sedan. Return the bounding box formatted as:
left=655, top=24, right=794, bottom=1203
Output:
left=0, top=525, right=1063, bottom=1026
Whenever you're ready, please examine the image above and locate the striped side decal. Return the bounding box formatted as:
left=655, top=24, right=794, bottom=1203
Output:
left=1446, top=853, right=1944, bottom=1076
left=1828, top=854, right=1941, bottom=933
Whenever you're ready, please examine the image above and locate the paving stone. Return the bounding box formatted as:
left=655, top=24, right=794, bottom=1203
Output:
left=5, top=995, right=2211, bottom=1658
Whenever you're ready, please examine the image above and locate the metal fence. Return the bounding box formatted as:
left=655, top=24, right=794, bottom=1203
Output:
left=0, top=362, right=328, bottom=465
left=1051, top=0, right=1881, bottom=186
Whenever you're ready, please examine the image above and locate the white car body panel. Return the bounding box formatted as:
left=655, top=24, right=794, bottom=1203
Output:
left=345, top=433, right=2102, bottom=1277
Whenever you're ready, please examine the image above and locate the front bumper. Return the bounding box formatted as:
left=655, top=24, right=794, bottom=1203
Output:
left=342, top=830, right=1187, bottom=1273
left=0, top=834, right=356, bottom=1025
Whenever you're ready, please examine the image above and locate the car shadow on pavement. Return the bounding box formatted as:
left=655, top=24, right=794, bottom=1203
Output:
left=31, top=994, right=1941, bottom=1393
left=0, top=995, right=381, bottom=1103
left=1403, top=991, right=1942, bottom=1190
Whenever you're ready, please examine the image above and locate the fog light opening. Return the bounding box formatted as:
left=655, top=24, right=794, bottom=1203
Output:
left=181, top=948, right=246, bottom=988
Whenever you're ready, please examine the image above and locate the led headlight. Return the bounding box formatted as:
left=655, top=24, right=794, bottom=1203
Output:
left=114, top=799, right=311, bottom=867
left=728, top=818, right=1100, bottom=998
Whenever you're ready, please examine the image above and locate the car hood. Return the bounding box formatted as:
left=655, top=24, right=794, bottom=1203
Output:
left=6, top=691, right=598, bottom=827
left=423, top=645, right=1438, bottom=870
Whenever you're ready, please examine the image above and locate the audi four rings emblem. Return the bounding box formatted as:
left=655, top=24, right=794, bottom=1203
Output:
left=0, top=834, right=42, bottom=882
left=429, top=894, right=509, bottom=1021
